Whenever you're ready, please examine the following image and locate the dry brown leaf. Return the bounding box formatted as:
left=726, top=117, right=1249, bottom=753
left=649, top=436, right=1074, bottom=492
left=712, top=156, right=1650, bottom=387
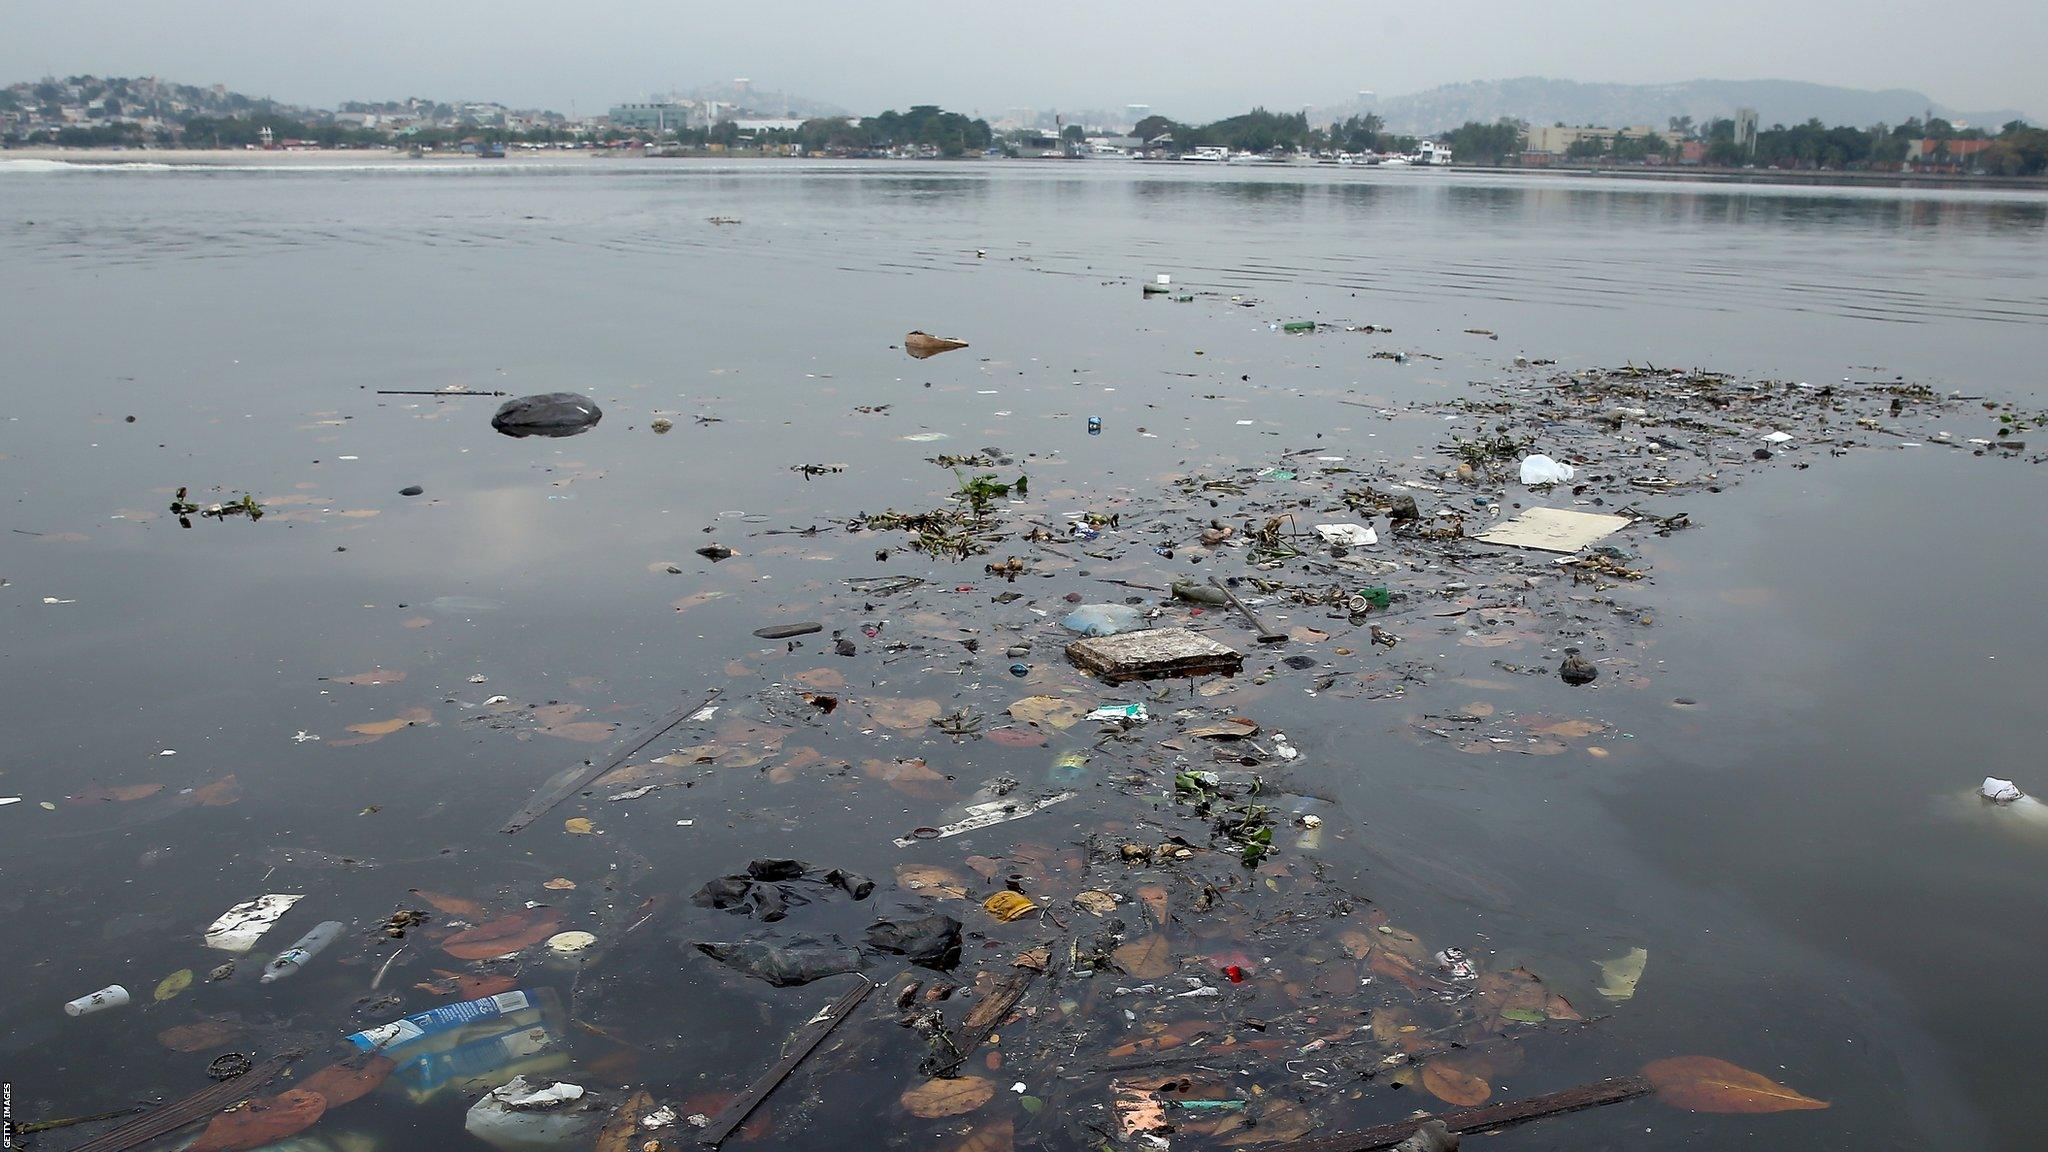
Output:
left=297, top=1055, right=395, bottom=1109
left=69, top=782, right=164, bottom=803
left=595, top=1090, right=658, bottom=1152
left=409, top=888, right=485, bottom=918
left=415, top=970, right=520, bottom=999
left=159, top=1019, right=240, bottom=1052
left=1370, top=1004, right=1428, bottom=1053
left=1189, top=718, right=1260, bottom=740
left=1074, top=891, right=1118, bottom=916
left=951, top=1117, right=1013, bottom=1152
left=1138, top=885, right=1169, bottom=925
left=862, top=757, right=953, bottom=801
left=563, top=817, right=595, bottom=835
left=539, top=720, right=616, bottom=743
left=671, top=589, right=728, bottom=613
left=441, top=907, right=562, bottom=961
left=1219, top=1099, right=1314, bottom=1145
left=1457, top=633, right=1526, bottom=648
left=903, top=331, right=970, bottom=359
left=900, top=1075, right=996, bottom=1119
left=1422, top=1062, right=1493, bottom=1107
left=329, top=669, right=406, bottom=685
left=1013, top=947, right=1050, bottom=972
left=986, top=726, right=1047, bottom=747
left=543, top=877, right=577, bottom=891
left=189, top=774, right=241, bottom=806
left=1338, top=930, right=1375, bottom=959
left=1526, top=717, right=1605, bottom=739
left=339, top=707, right=433, bottom=743
left=897, top=864, right=968, bottom=893
left=1370, top=947, right=1429, bottom=991
left=680, top=1091, right=772, bottom=1142
left=867, top=697, right=943, bottom=731
left=1103, top=1019, right=1211, bottom=1060
left=188, top=1089, right=327, bottom=1152
left=1006, top=695, right=1087, bottom=730
left=1642, top=1056, right=1829, bottom=1113
left=1113, top=934, right=1172, bottom=979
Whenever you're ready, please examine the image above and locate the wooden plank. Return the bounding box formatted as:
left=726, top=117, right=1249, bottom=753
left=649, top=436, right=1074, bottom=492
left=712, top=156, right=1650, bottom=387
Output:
left=65, top=1052, right=299, bottom=1152
left=919, top=969, right=1035, bottom=1078
left=697, top=974, right=873, bottom=1146
left=500, top=688, right=721, bottom=834
left=1268, top=1075, right=1652, bottom=1152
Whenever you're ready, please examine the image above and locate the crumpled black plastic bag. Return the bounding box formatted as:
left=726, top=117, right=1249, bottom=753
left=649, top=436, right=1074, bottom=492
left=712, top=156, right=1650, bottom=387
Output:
left=865, top=914, right=962, bottom=970
left=693, top=934, right=864, bottom=987
left=491, top=392, right=603, bottom=438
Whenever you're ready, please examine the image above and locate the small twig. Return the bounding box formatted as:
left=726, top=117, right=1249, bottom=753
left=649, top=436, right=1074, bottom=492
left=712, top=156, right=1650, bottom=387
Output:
left=371, top=945, right=406, bottom=990
left=1210, top=577, right=1287, bottom=644
left=374, top=389, right=509, bottom=397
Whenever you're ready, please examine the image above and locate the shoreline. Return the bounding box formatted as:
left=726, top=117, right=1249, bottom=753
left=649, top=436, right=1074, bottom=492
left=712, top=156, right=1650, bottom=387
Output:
left=7, top=145, right=2047, bottom=191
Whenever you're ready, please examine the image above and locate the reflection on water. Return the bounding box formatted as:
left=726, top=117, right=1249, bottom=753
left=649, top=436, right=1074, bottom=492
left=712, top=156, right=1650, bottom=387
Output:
left=0, top=161, right=2044, bottom=1150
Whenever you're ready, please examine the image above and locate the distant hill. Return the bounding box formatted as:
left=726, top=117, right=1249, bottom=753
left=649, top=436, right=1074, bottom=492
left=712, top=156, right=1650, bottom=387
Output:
left=1321, top=78, right=2031, bottom=135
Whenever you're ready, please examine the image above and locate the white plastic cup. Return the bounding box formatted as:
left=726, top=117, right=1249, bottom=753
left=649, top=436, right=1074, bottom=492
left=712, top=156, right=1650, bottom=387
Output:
left=65, top=984, right=130, bottom=1017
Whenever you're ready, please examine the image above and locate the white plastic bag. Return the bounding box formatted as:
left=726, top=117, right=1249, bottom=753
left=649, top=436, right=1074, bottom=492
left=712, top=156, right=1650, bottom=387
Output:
left=1518, top=455, right=1575, bottom=486
left=1982, top=777, right=2025, bottom=803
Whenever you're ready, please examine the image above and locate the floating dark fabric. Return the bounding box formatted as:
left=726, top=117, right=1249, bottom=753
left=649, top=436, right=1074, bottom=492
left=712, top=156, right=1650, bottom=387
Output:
left=747, top=859, right=806, bottom=881
left=491, top=392, right=603, bottom=438
left=692, top=876, right=801, bottom=922
left=694, top=935, right=864, bottom=987
left=866, top=914, right=962, bottom=970
left=824, top=868, right=875, bottom=900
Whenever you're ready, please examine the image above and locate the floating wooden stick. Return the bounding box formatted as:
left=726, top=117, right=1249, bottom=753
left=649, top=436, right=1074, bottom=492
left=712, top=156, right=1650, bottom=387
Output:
left=500, top=688, right=721, bottom=833
left=373, top=389, right=509, bottom=397
left=697, top=974, right=874, bottom=1146
left=1268, top=1074, right=1652, bottom=1152
left=65, top=1051, right=299, bottom=1152
left=1210, top=577, right=1287, bottom=644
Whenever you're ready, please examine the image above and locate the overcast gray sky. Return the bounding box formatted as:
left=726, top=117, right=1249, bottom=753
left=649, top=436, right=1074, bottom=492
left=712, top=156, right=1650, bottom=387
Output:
left=4, top=0, right=2041, bottom=119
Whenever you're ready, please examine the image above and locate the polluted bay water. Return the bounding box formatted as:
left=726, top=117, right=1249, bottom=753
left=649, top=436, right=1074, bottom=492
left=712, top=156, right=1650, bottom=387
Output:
left=1, top=159, right=2047, bottom=1150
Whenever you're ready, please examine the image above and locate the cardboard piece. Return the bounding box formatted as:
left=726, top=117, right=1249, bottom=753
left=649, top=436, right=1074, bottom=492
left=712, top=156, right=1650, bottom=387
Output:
left=1066, top=629, right=1244, bottom=683
left=1473, top=507, right=1630, bottom=554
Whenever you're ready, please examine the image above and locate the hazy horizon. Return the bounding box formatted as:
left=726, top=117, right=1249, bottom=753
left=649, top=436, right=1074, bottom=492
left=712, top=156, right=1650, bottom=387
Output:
left=4, top=0, right=2042, bottom=121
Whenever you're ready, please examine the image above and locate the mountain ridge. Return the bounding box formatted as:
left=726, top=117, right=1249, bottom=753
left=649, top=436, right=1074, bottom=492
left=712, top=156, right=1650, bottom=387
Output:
left=1320, top=77, right=2031, bottom=135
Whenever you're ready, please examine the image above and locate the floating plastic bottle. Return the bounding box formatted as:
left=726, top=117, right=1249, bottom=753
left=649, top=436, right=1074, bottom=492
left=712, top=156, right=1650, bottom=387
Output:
left=261, top=920, right=345, bottom=984
left=65, top=984, right=129, bottom=1017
